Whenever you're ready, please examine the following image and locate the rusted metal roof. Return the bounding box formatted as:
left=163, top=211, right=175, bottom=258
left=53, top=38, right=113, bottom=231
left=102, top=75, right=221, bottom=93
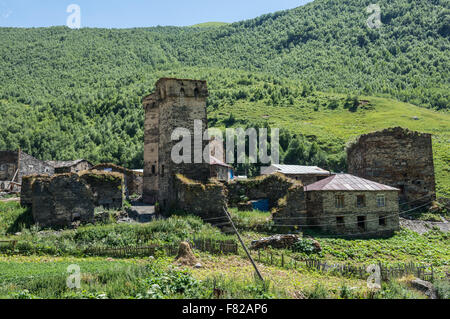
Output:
left=304, top=174, right=399, bottom=192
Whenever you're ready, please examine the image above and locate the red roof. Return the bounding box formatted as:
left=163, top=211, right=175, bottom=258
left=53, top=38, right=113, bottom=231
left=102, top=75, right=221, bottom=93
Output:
left=304, top=174, right=399, bottom=192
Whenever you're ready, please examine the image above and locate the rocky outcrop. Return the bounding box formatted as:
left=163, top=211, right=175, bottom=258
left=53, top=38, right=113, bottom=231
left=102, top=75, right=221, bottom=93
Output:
left=410, top=278, right=437, bottom=299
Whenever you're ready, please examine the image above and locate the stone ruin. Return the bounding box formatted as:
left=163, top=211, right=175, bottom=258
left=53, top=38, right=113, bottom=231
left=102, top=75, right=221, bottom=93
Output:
left=142, top=78, right=211, bottom=212
left=91, top=163, right=143, bottom=198
left=21, top=170, right=124, bottom=228
left=347, top=127, right=436, bottom=208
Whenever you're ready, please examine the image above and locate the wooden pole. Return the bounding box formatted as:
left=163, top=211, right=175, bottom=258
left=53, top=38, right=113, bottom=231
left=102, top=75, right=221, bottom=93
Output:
left=223, top=208, right=264, bottom=282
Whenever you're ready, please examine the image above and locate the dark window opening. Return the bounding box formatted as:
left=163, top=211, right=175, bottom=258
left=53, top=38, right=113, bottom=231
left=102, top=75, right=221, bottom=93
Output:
left=335, top=195, right=345, bottom=208
left=379, top=216, right=386, bottom=226
left=336, top=217, right=345, bottom=229
left=357, top=195, right=366, bottom=208
left=357, top=216, right=366, bottom=231
left=151, top=165, right=156, bottom=175
left=161, top=165, right=165, bottom=177
left=180, top=88, right=185, bottom=96
left=194, top=88, right=199, bottom=98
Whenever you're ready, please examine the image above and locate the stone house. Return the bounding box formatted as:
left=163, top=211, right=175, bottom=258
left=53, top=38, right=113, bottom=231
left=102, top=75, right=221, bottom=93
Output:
left=210, top=155, right=233, bottom=181
left=260, top=164, right=330, bottom=185
left=347, top=127, right=436, bottom=208
left=304, top=174, right=400, bottom=236
left=46, top=159, right=93, bottom=174
left=0, top=150, right=54, bottom=192
left=142, top=78, right=211, bottom=212
left=91, top=163, right=143, bottom=198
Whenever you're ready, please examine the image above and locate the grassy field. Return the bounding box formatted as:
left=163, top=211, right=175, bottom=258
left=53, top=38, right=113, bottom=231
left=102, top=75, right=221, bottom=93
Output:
left=0, top=202, right=448, bottom=299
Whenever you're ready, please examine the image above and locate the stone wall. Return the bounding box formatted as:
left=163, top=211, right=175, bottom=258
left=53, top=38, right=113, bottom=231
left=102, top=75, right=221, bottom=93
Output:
left=272, top=183, right=307, bottom=228
left=79, top=170, right=124, bottom=210
left=31, top=174, right=95, bottom=228
left=0, top=151, right=53, bottom=190
left=91, top=163, right=143, bottom=197
left=143, top=78, right=211, bottom=212
left=27, top=171, right=123, bottom=228
left=174, top=174, right=227, bottom=221
left=306, top=190, right=400, bottom=236
left=226, top=173, right=298, bottom=209
left=347, top=127, right=436, bottom=207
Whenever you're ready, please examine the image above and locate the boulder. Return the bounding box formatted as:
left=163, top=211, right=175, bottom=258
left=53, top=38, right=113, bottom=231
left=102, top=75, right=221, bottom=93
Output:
left=411, top=278, right=437, bottom=299
left=250, top=234, right=300, bottom=250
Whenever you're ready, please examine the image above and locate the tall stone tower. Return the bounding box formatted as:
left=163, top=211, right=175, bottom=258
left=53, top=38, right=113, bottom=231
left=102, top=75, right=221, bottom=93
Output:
left=142, top=78, right=211, bottom=211
left=347, top=127, right=436, bottom=208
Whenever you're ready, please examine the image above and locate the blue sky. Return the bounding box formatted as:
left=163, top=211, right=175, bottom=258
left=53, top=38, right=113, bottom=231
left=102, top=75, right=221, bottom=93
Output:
left=0, top=0, right=312, bottom=28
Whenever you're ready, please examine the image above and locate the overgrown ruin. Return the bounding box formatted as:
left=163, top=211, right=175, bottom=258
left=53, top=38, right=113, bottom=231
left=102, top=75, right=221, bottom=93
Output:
left=21, top=170, right=124, bottom=228
left=347, top=127, right=436, bottom=208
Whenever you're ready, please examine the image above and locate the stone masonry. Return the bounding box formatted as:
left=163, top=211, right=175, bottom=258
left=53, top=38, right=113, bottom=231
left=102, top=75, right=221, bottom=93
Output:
left=347, top=127, right=436, bottom=207
left=142, top=78, right=211, bottom=212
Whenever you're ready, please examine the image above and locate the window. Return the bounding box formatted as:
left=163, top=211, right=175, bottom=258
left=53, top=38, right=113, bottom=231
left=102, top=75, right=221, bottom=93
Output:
left=356, top=195, right=366, bottom=208
left=194, top=88, right=199, bottom=98
left=336, top=217, right=345, bottom=229
left=335, top=195, right=345, bottom=208
left=379, top=216, right=387, bottom=226
left=357, top=216, right=366, bottom=231
left=151, top=165, right=156, bottom=175
left=161, top=165, right=165, bottom=177
left=377, top=194, right=386, bottom=207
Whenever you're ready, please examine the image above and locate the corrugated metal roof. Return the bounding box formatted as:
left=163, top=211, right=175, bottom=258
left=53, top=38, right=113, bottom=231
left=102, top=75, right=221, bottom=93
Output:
left=304, top=174, right=399, bottom=192
left=271, top=164, right=330, bottom=175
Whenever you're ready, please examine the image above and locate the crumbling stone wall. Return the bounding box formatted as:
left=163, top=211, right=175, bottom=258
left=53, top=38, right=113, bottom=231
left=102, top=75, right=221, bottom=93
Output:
left=92, top=163, right=143, bottom=197
left=31, top=174, right=95, bottom=228
left=347, top=127, right=436, bottom=207
left=175, top=174, right=227, bottom=221
left=272, top=183, right=307, bottom=228
left=20, top=174, right=50, bottom=206
left=226, top=173, right=297, bottom=209
left=142, top=78, right=211, bottom=212
left=79, top=170, right=124, bottom=210
left=27, top=171, right=123, bottom=228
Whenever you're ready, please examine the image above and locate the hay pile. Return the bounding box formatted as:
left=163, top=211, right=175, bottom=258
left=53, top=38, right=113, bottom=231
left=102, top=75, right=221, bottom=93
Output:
left=175, top=242, right=197, bottom=266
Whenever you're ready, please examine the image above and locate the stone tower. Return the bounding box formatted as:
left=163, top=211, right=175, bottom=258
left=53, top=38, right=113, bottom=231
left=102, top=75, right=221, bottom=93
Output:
left=142, top=78, right=211, bottom=211
left=347, top=127, right=436, bottom=208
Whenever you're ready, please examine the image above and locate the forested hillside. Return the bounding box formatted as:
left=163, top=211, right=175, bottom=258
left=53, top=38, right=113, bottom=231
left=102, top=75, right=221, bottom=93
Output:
left=0, top=0, right=448, bottom=194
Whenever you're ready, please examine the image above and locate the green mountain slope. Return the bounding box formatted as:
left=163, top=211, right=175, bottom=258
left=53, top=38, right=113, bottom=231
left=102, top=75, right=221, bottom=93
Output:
left=0, top=0, right=448, bottom=195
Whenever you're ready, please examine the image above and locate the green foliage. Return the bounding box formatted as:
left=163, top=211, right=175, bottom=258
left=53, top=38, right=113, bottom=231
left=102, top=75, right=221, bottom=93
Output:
left=0, top=202, right=33, bottom=236
left=291, top=239, right=317, bottom=255
left=434, top=279, right=450, bottom=299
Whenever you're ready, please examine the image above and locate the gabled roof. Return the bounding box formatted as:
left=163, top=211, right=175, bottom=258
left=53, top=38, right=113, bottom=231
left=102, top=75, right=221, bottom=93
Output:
left=209, top=156, right=232, bottom=168
left=304, top=174, right=399, bottom=192
left=46, top=159, right=91, bottom=168
left=270, top=164, right=330, bottom=175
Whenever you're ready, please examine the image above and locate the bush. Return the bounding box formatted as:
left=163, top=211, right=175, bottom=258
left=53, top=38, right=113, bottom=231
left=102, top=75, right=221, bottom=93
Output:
left=434, top=279, right=450, bottom=299
left=291, top=239, right=316, bottom=254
